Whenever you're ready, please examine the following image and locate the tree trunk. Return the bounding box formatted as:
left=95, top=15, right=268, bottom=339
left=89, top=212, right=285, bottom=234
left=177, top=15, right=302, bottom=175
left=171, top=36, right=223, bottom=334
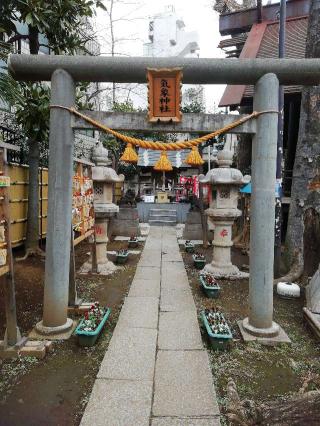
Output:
left=226, top=378, right=320, bottom=426
left=237, top=106, right=252, bottom=175
left=303, top=206, right=320, bottom=277
left=28, top=26, right=39, bottom=54
left=24, top=27, right=41, bottom=254
left=284, top=0, right=320, bottom=273
left=236, top=134, right=252, bottom=174
left=25, top=140, right=39, bottom=251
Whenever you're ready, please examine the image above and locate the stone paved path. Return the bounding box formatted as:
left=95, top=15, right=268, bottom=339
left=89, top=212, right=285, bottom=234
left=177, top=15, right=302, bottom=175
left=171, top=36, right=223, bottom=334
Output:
left=81, top=226, right=220, bottom=426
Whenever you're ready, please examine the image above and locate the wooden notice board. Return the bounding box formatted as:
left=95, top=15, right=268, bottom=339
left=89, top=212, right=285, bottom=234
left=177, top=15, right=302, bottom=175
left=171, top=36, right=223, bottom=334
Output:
left=147, top=68, right=182, bottom=123
left=72, top=159, right=95, bottom=246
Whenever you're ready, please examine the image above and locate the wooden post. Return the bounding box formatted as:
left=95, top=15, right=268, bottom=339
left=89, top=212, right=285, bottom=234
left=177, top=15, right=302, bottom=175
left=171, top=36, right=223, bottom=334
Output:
left=91, top=230, right=98, bottom=274
left=68, top=223, right=82, bottom=307
left=0, top=149, right=21, bottom=346
left=199, top=182, right=208, bottom=248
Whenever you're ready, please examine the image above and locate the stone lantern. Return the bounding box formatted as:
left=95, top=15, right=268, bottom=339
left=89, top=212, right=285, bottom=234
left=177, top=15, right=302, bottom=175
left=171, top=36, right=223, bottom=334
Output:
left=199, top=149, right=250, bottom=279
left=91, top=142, right=124, bottom=274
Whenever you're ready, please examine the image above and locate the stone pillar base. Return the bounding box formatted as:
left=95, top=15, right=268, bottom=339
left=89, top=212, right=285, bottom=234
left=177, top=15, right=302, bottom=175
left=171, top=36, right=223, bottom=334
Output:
left=96, top=260, right=118, bottom=275
left=3, top=327, right=22, bottom=348
left=203, top=262, right=249, bottom=280
left=238, top=318, right=291, bottom=345
left=34, top=317, right=74, bottom=339
left=79, top=259, right=118, bottom=276
left=242, top=317, right=279, bottom=337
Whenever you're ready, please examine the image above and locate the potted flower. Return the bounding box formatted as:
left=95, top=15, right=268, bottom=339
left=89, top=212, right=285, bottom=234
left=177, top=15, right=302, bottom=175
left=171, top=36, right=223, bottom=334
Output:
left=116, top=249, right=129, bottom=264
left=185, top=240, right=195, bottom=253
left=200, top=272, right=220, bottom=298
left=75, top=302, right=111, bottom=347
left=201, top=308, right=232, bottom=350
left=192, top=252, right=206, bottom=270
left=128, top=234, right=139, bottom=248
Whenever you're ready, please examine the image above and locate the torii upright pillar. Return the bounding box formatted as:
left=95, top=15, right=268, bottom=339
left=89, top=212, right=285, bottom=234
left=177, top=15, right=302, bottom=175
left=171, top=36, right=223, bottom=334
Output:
left=239, top=73, right=290, bottom=343
left=36, top=69, right=75, bottom=336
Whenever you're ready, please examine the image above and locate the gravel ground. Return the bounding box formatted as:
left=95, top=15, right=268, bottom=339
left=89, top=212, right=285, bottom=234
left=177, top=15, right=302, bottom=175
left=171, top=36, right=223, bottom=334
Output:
left=180, top=244, right=320, bottom=425
left=0, top=238, right=143, bottom=426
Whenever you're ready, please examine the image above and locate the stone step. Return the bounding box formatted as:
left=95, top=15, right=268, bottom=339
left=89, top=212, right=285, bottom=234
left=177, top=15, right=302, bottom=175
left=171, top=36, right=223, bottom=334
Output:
left=149, top=210, right=177, bottom=215
left=149, top=209, right=177, bottom=214
left=149, top=219, right=177, bottom=226
left=149, top=213, right=177, bottom=219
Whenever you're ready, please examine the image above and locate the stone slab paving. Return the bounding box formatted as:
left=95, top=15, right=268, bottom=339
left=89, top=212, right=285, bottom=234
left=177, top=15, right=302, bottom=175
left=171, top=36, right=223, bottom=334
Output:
left=162, top=249, right=184, bottom=262
left=162, top=259, right=186, bottom=274
left=129, top=278, right=160, bottom=298
left=158, top=311, right=203, bottom=350
left=161, top=274, right=190, bottom=291
left=152, top=418, right=221, bottom=425
left=135, top=265, right=161, bottom=281
left=139, top=254, right=162, bottom=267
left=160, top=288, right=196, bottom=312
left=117, top=296, right=159, bottom=329
left=97, top=327, right=157, bottom=380
left=153, top=350, right=220, bottom=417
left=80, top=226, right=220, bottom=425
left=161, top=262, right=189, bottom=291
left=80, top=379, right=153, bottom=426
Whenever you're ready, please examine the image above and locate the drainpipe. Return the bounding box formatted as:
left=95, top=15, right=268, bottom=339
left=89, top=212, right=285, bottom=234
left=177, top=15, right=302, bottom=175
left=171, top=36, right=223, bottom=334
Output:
left=274, top=0, right=286, bottom=277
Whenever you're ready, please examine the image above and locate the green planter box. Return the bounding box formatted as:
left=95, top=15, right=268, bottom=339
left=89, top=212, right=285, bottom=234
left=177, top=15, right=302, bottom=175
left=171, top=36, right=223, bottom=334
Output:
left=116, top=253, right=129, bottom=264
left=201, top=311, right=232, bottom=351
left=185, top=243, right=195, bottom=253
left=193, top=255, right=206, bottom=270
left=128, top=239, right=139, bottom=248
left=75, top=308, right=111, bottom=347
left=200, top=275, right=220, bottom=299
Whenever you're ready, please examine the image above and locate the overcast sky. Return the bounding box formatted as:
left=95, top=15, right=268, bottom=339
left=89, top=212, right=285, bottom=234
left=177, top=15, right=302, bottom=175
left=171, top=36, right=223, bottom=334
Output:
left=96, top=0, right=279, bottom=111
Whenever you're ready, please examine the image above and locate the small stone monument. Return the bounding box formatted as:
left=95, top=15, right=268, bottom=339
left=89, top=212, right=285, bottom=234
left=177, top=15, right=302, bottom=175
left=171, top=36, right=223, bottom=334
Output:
left=199, top=149, right=250, bottom=279
left=88, top=142, right=124, bottom=274
left=110, top=190, right=141, bottom=238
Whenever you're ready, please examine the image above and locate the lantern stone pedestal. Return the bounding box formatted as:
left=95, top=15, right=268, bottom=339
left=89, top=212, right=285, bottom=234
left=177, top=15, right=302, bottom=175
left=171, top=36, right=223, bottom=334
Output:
left=94, top=208, right=119, bottom=275
left=199, top=150, right=250, bottom=279
left=80, top=143, right=124, bottom=275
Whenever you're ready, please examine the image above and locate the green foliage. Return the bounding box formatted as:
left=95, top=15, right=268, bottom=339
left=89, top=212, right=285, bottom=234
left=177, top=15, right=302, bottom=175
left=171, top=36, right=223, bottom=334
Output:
left=0, top=0, right=101, bottom=162
left=0, top=41, right=23, bottom=107
left=112, top=100, right=136, bottom=113
left=0, top=0, right=104, bottom=54
left=103, top=101, right=137, bottom=168
left=15, top=83, right=50, bottom=143
left=12, top=80, right=95, bottom=164
left=76, top=82, right=95, bottom=111
left=118, top=162, right=138, bottom=180
left=181, top=100, right=205, bottom=114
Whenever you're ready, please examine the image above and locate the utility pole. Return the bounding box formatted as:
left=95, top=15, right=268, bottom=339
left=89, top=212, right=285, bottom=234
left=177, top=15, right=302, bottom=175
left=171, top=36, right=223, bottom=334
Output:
left=274, top=0, right=286, bottom=277
left=257, top=0, right=263, bottom=23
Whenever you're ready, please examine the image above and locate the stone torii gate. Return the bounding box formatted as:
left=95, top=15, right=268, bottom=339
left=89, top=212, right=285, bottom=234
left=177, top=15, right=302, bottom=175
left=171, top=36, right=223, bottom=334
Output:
left=8, top=55, right=320, bottom=342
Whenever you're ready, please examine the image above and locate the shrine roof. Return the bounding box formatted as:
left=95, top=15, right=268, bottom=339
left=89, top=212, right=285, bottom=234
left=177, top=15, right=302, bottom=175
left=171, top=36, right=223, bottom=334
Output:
left=219, top=16, right=308, bottom=108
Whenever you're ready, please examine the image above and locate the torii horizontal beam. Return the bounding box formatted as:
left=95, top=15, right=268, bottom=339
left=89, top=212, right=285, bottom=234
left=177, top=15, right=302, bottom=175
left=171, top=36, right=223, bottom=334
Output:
left=71, top=111, right=256, bottom=134
left=8, top=55, right=320, bottom=85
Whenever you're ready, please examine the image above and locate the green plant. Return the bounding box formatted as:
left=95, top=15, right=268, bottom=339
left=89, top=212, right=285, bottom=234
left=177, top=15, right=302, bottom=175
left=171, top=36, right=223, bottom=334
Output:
left=0, top=0, right=105, bottom=54
left=0, top=41, right=22, bottom=107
